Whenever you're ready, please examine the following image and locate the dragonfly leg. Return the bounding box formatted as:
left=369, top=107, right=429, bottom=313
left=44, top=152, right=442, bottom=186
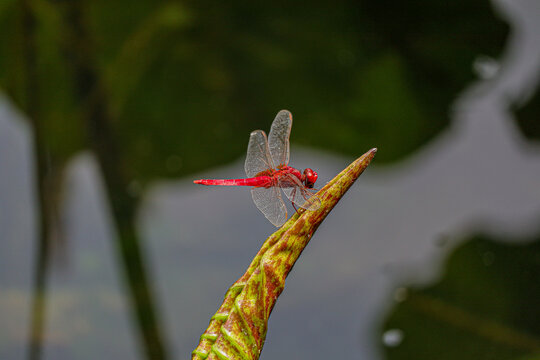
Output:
left=290, top=187, right=299, bottom=213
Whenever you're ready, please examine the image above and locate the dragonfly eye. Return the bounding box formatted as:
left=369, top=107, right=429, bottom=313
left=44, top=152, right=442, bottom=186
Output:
left=303, top=168, right=318, bottom=188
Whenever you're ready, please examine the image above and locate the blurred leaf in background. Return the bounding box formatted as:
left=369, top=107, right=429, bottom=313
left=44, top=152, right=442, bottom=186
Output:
left=382, top=236, right=540, bottom=360
left=0, top=0, right=508, bottom=184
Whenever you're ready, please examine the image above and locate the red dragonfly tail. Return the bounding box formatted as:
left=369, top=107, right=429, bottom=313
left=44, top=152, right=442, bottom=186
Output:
left=193, top=177, right=272, bottom=187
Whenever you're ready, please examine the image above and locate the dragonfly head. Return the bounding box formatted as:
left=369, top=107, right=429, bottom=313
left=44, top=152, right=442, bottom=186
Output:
left=303, top=168, right=318, bottom=188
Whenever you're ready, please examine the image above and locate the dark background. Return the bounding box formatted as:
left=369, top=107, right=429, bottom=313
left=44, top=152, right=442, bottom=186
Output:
left=1, top=0, right=540, bottom=359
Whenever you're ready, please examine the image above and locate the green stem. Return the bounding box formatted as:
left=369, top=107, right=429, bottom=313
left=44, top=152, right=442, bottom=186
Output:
left=19, top=1, right=56, bottom=359
left=59, top=2, right=169, bottom=359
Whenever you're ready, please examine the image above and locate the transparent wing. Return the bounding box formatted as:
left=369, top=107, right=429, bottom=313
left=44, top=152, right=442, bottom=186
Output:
left=279, top=173, right=321, bottom=211
left=251, top=186, right=287, bottom=227
left=268, top=110, right=292, bottom=168
left=245, top=130, right=275, bottom=177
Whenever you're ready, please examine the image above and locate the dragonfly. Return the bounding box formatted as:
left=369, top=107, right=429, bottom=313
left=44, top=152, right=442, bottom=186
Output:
left=194, top=110, right=322, bottom=227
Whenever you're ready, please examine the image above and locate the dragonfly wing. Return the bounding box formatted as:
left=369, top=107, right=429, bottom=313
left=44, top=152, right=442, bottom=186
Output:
left=268, top=110, right=292, bottom=168
left=279, top=173, right=322, bottom=211
left=245, top=130, right=275, bottom=177
left=251, top=186, right=287, bottom=227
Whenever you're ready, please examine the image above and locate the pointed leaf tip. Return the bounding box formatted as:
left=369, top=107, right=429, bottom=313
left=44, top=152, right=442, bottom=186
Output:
left=288, top=147, right=376, bottom=232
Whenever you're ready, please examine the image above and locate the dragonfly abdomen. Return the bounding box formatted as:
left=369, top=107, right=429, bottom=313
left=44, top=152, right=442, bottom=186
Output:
left=194, top=176, right=273, bottom=187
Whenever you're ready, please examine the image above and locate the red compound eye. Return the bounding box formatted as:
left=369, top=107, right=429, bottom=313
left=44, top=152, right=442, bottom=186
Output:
left=303, top=168, right=318, bottom=188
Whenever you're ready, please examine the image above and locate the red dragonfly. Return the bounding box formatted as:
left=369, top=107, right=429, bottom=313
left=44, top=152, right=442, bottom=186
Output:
left=194, top=110, right=321, bottom=227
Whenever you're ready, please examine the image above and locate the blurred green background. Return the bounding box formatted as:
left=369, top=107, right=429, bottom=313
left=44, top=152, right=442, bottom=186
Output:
left=1, top=0, right=508, bottom=178
left=1, top=0, right=540, bottom=359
